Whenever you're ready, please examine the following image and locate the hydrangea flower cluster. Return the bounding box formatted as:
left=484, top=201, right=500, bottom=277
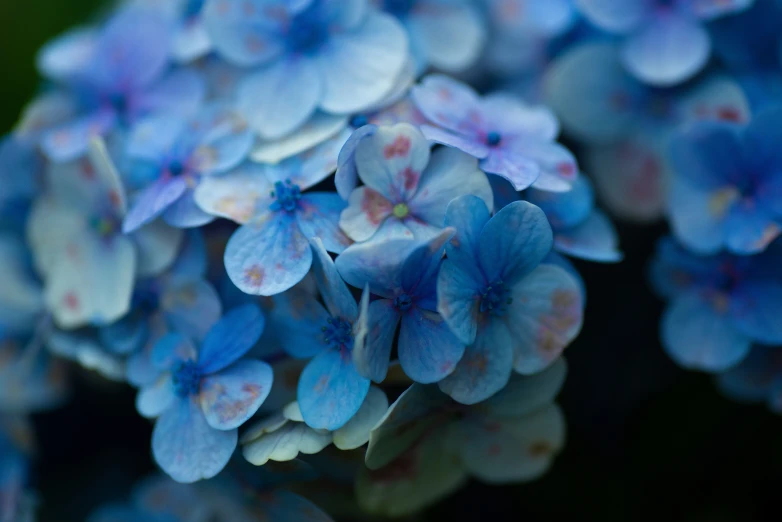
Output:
left=21, top=0, right=782, bottom=518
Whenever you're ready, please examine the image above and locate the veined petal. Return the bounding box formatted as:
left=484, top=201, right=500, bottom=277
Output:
left=198, top=304, right=265, bottom=374
left=398, top=308, right=465, bottom=384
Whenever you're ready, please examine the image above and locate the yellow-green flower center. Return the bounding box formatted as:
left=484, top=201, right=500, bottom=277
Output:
left=393, top=203, right=409, bottom=219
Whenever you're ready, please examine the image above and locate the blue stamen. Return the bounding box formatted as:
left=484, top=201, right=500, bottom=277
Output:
left=270, top=180, right=302, bottom=213
left=322, top=317, right=353, bottom=350
left=172, top=360, right=202, bottom=397
left=486, top=132, right=502, bottom=147
left=479, top=280, right=513, bottom=315
left=393, top=293, right=413, bottom=312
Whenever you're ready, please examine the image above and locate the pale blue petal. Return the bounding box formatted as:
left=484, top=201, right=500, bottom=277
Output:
left=399, top=308, right=465, bottom=384
left=224, top=212, right=312, bottom=295
left=296, top=193, right=351, bottom=254
left=137, top=374, right=176, bottom=418
left=199, top=359, right=273, bottom=430
left=202, top=0, right=285, bottom=67
left=152, top=397, right=237, bottom=483
left=297, top=348, right=370, bottom=430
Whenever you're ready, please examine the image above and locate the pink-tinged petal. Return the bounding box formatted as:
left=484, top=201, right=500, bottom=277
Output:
left=224, top=212, right=312, bottom=296
left=199, top=359, right=273, bottom=430
left=202, top=0, right=286, bottom=67
left=481, top=94, right=559, bottom=141
left=480, top=149, right=540, bottom=191
left=45, top=232, right=136, bottom=329
left=132, top=220, right=184, bottom=277
left=505, top=265, right=584, bottom=375
left=420, top=124, right=490, bottom=160
left=152, top=397, right=237, bottom=483
left=296, top=192, right=352, bottom=254
left=408, top=147, right=493, bottom=227
left=412, top=74, right=484, bottom=136
left=339, top=187, right=394, bottom=243
left=620, top=12, right=710, bottom=86
left=518, top=139, right=579, bottom=193
left=354, top=123, right=431, bottom=202
left=456, top=404, right=565, bottom=483
left=123, top=177, right=189, bottom=233
left=436, top=259, right=483, bottom=347
left=676, top=75, right=751, bottom=125
left=194, top=163, right=274, bottom=224
left=398, top=308, right=465, bottom=384
left=237, top=57, right=321, bottom=140
left=132, top=68, right=207, bottom=120
left=438, top=319, right=514, bottom=404
left=316, top=12, right=408, bottom=114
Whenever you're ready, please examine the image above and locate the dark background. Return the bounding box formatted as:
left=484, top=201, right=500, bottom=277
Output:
left=2, top=2, right=781, bottom=521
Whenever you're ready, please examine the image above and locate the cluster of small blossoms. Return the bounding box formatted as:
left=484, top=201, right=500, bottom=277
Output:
left=0, top=0, right=667, bottom=519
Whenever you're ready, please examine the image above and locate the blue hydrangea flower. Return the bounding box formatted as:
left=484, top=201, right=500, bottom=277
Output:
left=575, top=0, right=755, bottom=86
left=195, top=135, right=351, bottom=296
left=266, top=239, right=371, bottom=430
left=668, top=106, right=782, bottom=254
left=335, top=229, right=466, bottom=383
left=412, top=74, right=578, bottom=192
left=544, top=41, right=751, bottom=221
left=378, top=0, right=485, bottom=73
left=27, top=139, right=183, bottom=328
left=436, top=196, right=583, bottom=403
left=36, top=7, right=205, bottom=162
left=525, top=176, right=623, bottom=262
left=717, top=345, right=782, bottom=413
left=122, top=104, right=254, bottom=232
left=139, top=304, right=272, bottom=483
left=105, top=231, right=223, bottom=386
left=339, top=123, right=493, bottom=243
left=357, top=359, right=567, bottom=516
left=242, top=387, right=388, bottom=465
left=203, top=0, right=409, bottom=139
left=650, top=236, right=782, bottom=371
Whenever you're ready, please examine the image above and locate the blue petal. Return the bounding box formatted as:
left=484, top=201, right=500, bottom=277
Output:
left=199, top=359, right=273, bottom=430
left=336, top=124, right=377, bottom=200
left=400, top=227, right=455, bottom=307
left=40, top=110, right=117, bottom=163
left=151, top=332, right=197, bottom=371
left=730, top=281, right=782, bottom=345
left=310, top=237, right=358, bottom=321
left=554, top=211, right=624, bottom=263
left=162, top=279, right=223, bottom=342
left=526, top=175, right=594, bottom=230
left=224, top=211, right=312, bottom=296
left=436, top=259, right=483, bottom=345
left=133, top=67, right=207, bottom=118
left=270, top=288, right=331, bottom=359
left=296, top=193, right=351, bottom=254
left=202, top=0, right=286, bottom=67
left=437, top=319, right=513, bottom=404
left=152, top=397, right=237, bottom=483
left=123, top=177, right=189, bottom=233
left=198, top=304, right=265, bottom=374
left=354, top=299, right=399, bottom=382
left=723, top=202, right=780, bottom=254
left=136, top=374, right=176, bottom=418
left=442, top=194, right=491, bottom=275
left=478, top=200, right=553, bottom=285
left=668, top=120, right=745, bottom=189
left=575, top=0, right=647, bottom=32
left=236, top=58, right=321, bottom=140
left=662, top=292, right=751, bottom=371
left=99, top=313, right=148, bottom=355
left=168, top=230, right=207, bottom=280
left=163, top=190, right=216, bottom=229
left=316, top=12, right=408, bottom=114
left=620, top=12, right=709, bottom=86
left=335, top=237, right=412, bottom=297
left=505, top=265, right=584, bottom=374
left=399, top=308, right=465, bottom=384
left=297, top=348, right=370, bottom=430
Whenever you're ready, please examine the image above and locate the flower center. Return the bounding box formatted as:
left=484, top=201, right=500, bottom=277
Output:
left=393, top=293, right=413, bottom=312
left=89, top=214, right=118, bottom=238
left=172, top=360, right=202, bottom=397
left=350, top=114, right=369, bottom=128
left=486, top=132, right=502, bottom=147
left=270, top=180, right=302, bottom=213
left=393, top=203, right=409, bottom=219
left=480, top=280, right=512, bottom=315
left=132, top=285, right=159, bottom=313
left=184, top=0, right=204, bottom=18
left=321, top=317, right=353, bottom=350
left=385, top=0, right=415, bottom=16
left=168, top=160, right=186, bottom=177
left=286, top=6, right=329, bottom=53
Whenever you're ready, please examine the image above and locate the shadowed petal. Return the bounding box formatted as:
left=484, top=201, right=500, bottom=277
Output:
left=200, top=359, right=273, bottom=430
